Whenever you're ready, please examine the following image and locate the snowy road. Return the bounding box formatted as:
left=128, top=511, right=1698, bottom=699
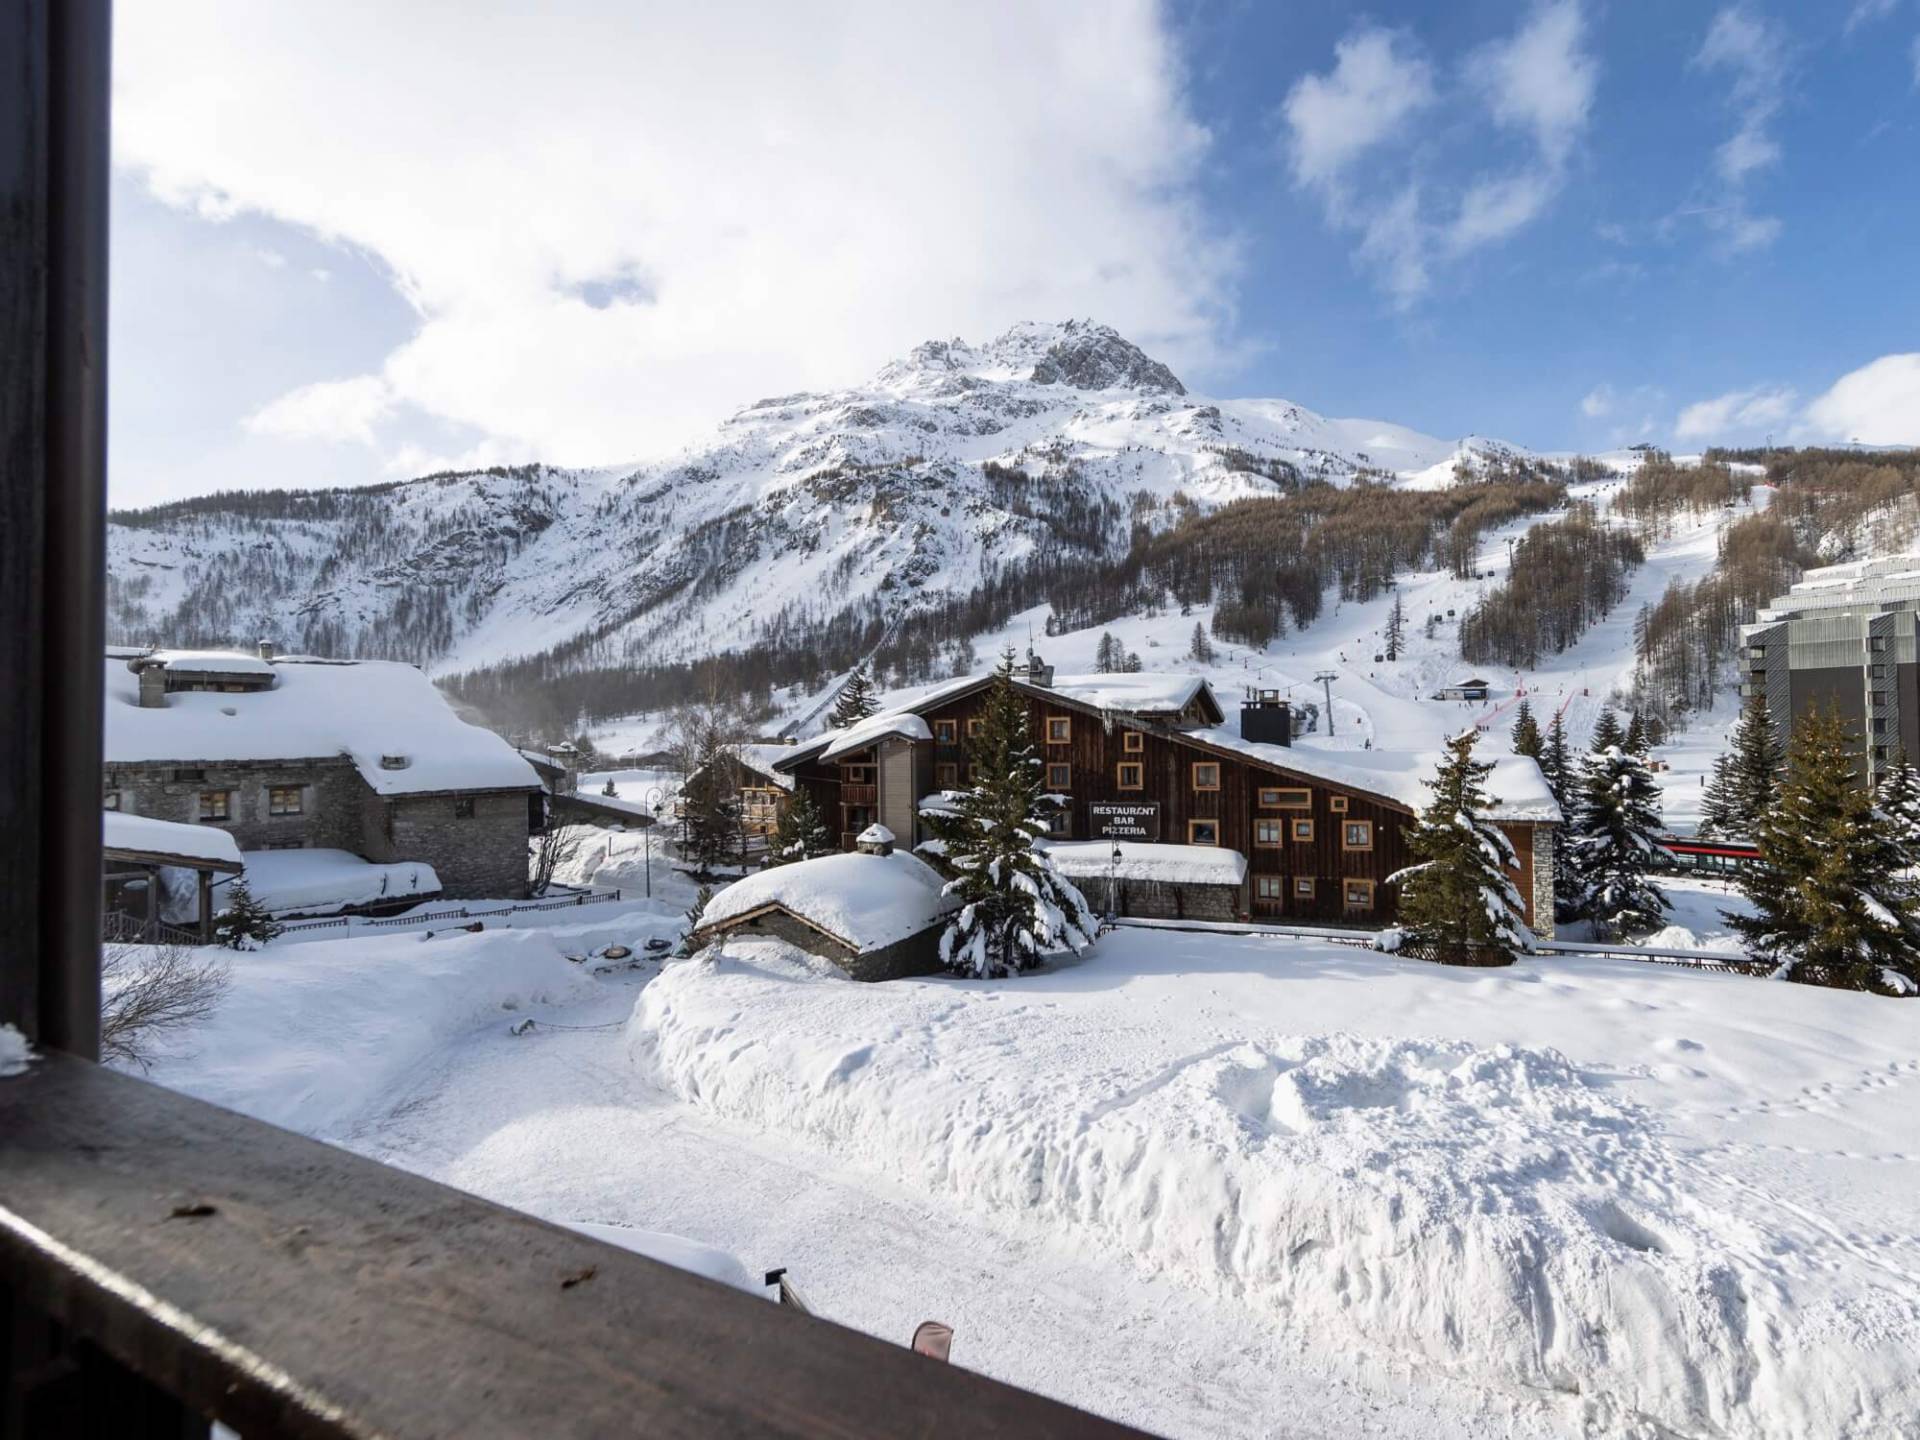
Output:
left=338, top=963, right=1572, bottom=1439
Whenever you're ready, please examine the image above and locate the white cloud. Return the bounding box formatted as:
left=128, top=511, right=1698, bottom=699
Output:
left=244, top=375, right=395, bottom=446
left=1845, top=0, right=1900, bottom=34
left=1474, top=0, right=1597, bottom=168
left=1800, top=354, right=1920, bottom=445
left=117, top=2, right=1236, bottom=471
left=1674, top=384, right=1797, bottom=441
left=1282, top=27, right=1434, bottom=189
left=1285, top=4, right=1595, bottom=305
left=1690, top=7, right=1790, bottom=252
left=1581, top=384, right=1615, bottom=418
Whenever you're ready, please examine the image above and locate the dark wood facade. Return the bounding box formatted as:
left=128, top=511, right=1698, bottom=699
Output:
left=781, top=681, right=1553, bottom=931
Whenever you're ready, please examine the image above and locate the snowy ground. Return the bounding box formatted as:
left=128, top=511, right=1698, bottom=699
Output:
left=140, top=912, right=1920, bottom=1438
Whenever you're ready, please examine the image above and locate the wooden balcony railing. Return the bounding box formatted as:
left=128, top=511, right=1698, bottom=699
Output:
left=839, top=784, right=877, bottom=807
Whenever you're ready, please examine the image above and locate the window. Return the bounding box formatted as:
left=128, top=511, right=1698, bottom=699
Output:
left=454, top=796, right=476, bottom=819
left=1258, top=786, right=1310, bottom=809
left=1254, top=818, right=1282, bottom=847
left=265, top=840, right=304, bottom=850
left=268, top=785, right=303, bottom=815
left=1191, top=762, right=1220, bottom=791
left=1292, top=818, right=1314, bottom=842
left=1254, top=875, right=1284, bottom=901
left=966, top=718, right=985, bottom=739
left=103, top=789, right=120, bottom=811
left=1046, top=810, right=1071, bottom=836
left=1046, top=762, right=1071, bottom=790
left=934, top=719, right=958, bottom=744
left=936, top=762, right=959, bottom=788
left=1871, top=663, right=1888, bottom=678
left=197, top=790, right=230, bottom=821
left=1343, top=879, right=1375, bottom=910
left=1122, top=731, right=1144, bottom=754
left=1329, top=796, right=1349, bottom=814
left=841, top=764, right=873, bottom=784
left=172, top=767, right=205, bottom=783
left=1342, top=820, right=1373, bottom=850
left=1293, top=877, right=1316, bottom=899
left=1045, top=716, right=1071, bottom=744
left=1117, top=761, right=1144, bottom=790
left=967, top=763, right=982, bottom=783
left=1187, top=818, right=1220, bottom=846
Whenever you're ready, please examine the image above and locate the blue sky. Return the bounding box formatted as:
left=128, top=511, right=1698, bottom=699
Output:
left=110, top=1, right=1920, bottom=507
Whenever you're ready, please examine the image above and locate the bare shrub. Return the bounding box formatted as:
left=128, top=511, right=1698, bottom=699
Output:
left=100, top=942, right=231, bottom=1070
left=529, top=819, right=586, bottom=896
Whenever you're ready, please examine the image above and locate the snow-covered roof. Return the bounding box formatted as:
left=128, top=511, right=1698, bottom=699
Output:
left=1188, top=728, right=1562, bottom=823
left=735, top=743, right=799, bottom=789
left=101, top=810, right=244, bottom=870
left=1043, top=840, right=1247, bottom=886
left=104, top=658, right=541, bottom=797
left=697, top=850, right=957, bottom=952
left=226, top=848, right=441, bottom=916
left=819, top=710, right=933, bottom=760
left=140, top=648, right=275, bottom=677
left=1045, top=672, right=1213, bottom=714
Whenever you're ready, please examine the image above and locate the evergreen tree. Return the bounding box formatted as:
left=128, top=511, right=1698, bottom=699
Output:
left=1387, top=729, right=1531, bottom=965
left=1187, top=622, right=1215, bottom=664
left=1384, top=592, right=1405, bottom=661
left=765, top=785, right=835, bottom=867
left=1699, top=695, right=1782, bottom=839
left=1540, top=711, right=1572, bottom=813
left=679, top=736, right=741, bottom=874
left=1569, top=742, right=1669, bottom=941
left=213, top=878, right=282, bottom=950
left=601, top=776, right=617, bottom=797
left=1510, top=700, right=1542, bottom=759
left=679, top=883, right=716, bottom=955
left=1123, top=649, right=1143, bottom=673
left=1730, top=706, right=1920, bottom=992
left=827, top=664, right=879, bottom=729
left=1874, top=751, right=1920, bottom=868
left=1590, top=707, right=1626, bottom=752
left=920, top=652, right=1096, bottom=977
left=1623, top=710, right=1650, bottom=755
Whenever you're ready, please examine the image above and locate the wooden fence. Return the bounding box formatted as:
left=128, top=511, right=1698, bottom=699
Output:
left=276, top=888, right=628, bottom=936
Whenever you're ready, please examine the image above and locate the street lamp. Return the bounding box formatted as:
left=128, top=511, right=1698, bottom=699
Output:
left=1108, top=840, right=1122, bottom=926
left=644, top=785, right=665, bottom=900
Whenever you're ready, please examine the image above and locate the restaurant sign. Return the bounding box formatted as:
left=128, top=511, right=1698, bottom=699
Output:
left=1089, top=802, right=1160, bottom=841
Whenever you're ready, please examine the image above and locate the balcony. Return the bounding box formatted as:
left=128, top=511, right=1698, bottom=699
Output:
left=840, top=783, right=878, bottom=807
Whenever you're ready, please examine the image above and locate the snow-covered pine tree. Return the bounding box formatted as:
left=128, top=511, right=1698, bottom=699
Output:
left=1699, top=694, right=1781, bottom=839
left=827, top=664, right=879, bottom=729
left=1569, top=741, right=1669, bottom=941
left=1623, top=711, right=1650, bottom=755
left=213, top=878, right=282, bottom=950
left=1384, top=592, right=1405, bottom=661
left=1874, top=750, right=1920, bottom=868
left=679, top=735, right=741, bottom=874
left=1386, top=729, right=1531, bottom=965
left=1540, top=710, right=1571, bottom=809
left=1730, top=706, right=1920, bottom=993
left=1187, top=622, right=1215, bottom=664
left=765, top=785, right=835, bottom=867
left=1510, top=699, right=1542, bottom=759
left=919, top=652, right=1095, bottom=978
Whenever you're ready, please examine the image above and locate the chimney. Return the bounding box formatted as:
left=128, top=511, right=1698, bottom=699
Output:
left=855, top=823, right=896, bottom=857
left=1014, top=647, right=1054, bottom=688
left=258, top=639, right=276, bottom=661
left=135, top=660, right=168, bottom=709
left=1240, top=690, right=1292, bottom=747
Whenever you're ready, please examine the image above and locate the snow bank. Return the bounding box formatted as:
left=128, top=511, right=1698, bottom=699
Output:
left=0, top=1023, right=30, bottom=1078
left=561, top=1221, right=761, bottom=1295
left=1044, top=840, right=1247, bottom=885
left=231, top=848, right=441, bottom=915
left=697, top=850, right=954, bottom=950
left=140, top=927, right=597, bottom=1137
left=629, top=939, right=1915, bottom=1438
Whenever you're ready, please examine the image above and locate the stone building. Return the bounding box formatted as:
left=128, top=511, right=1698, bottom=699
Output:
left=773, top=659, right=1560, bottom=935
left=103, top=648, right=543, bottom=902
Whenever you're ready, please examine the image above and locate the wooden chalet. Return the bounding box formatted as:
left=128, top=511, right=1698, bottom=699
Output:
left=772, top=657, right=1560, bottom=935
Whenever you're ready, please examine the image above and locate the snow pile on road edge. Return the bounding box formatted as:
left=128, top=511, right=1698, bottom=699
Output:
left=627, top=940, right=1916, bottom=1438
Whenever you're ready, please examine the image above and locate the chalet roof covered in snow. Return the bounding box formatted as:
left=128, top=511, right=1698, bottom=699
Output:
left=226, top=848, right=441, bottom=916
left=104, top=656, right=542, bottom=797
left=140, top=648, right=276, bottom=678
left=818, top=710, right=934, bottom=761
left=1189, top=728, right=1562, bottom=823
left=735, top=743, right=799, bottom=789
left=101, top=810, right=244, bottom=871
left=696, top=850, right=957, bottom=952
left=1045, top=672, right=1216, bottom=715
left=1043, top=841, right=1248, bottom=885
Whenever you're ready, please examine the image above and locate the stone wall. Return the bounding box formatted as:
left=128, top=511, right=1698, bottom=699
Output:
left=1073, top=875, right=1240, bottom=923
left=1530, top=825, right=1556, bottom=941
left=386, top=790, right=533, bottom=899
left=109, top=758, right=365, bottom=852
left=694, top=907, right=946, bottom=982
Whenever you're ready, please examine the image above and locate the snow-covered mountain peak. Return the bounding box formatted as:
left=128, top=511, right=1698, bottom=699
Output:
left=872, top=319, right=1185, bottom=398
